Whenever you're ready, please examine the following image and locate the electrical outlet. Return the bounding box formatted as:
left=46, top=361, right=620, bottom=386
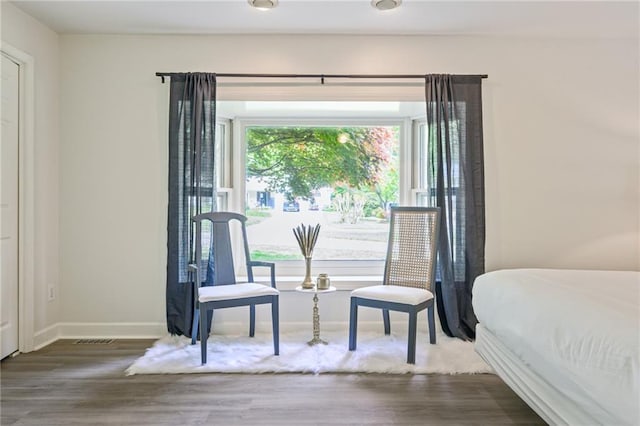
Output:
left=48, top=284, right=56, bottom=301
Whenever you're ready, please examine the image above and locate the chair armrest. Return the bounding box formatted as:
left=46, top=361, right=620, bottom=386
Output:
left=248, top=261, right=274, bottom=268
left=248, top=260, right=276, bottom=288
left=187, top=263, right=200, bottom=288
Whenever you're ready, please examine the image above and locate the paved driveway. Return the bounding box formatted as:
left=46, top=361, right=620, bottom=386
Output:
left=247, top=209, right=388, bottom=260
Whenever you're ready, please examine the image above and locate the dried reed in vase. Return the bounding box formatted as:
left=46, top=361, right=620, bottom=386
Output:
left=293, top=223, right=321, bottom=288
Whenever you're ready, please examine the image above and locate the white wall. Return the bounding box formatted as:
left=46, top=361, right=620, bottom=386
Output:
left=1, top=2, right=60, bottom=347
left=55, top=34, right=639, bottom=337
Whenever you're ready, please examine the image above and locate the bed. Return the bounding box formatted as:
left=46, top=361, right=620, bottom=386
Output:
left=472, top=268, right=639, bottom=425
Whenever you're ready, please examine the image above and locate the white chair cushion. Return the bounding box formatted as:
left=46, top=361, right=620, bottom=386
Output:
left=198, top=283, right=279, bottom=303
left=351, top=285, right=434, bottom=306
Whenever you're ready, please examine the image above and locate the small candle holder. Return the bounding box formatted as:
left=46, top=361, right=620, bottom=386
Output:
left=316, top=273, right=330, bottom=290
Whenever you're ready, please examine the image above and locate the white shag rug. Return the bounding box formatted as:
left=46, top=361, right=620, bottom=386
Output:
left=126, top=329, right=491, bottom=375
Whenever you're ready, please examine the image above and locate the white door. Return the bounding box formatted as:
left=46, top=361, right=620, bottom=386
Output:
left=1, top=53, right=20, bottom=359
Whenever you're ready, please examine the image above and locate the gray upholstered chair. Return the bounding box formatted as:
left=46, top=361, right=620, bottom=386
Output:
left=348, top=206, right=440, bottom=364
left=189, top=212, right=279, bottom=365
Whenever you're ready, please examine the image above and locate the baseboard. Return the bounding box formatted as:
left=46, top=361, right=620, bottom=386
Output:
left=34, top=322, right=167, bottom=349
left=56, top=322, right=167, bottom=339
left=33, top=323, right=60, bottom=350
left=214, top=320, right=424, bottom=334
left=32, top=319, right=433, bottom=349
left=213, top=320, right=365, bottom=334
left=34, top=321, right=322, bottom=343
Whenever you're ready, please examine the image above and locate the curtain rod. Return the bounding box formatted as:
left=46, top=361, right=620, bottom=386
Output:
left=155, top=72, right=488, bottom=84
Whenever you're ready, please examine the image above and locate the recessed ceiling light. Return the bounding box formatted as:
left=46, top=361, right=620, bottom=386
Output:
left=371, top=0, right=402, bottom=11
left=248, top=0, right=279, bottom=10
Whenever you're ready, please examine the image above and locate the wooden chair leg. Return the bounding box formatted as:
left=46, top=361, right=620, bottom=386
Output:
left=349, top=298, right=358, bottom=351
left=428, top=305, right=436, bottom=344
left=407, top=311, right=417, bottom=364
left=383, top=309, right=391, bottom=335
left=249, top=304, right=256, bottom=337
left=191, top=282, right=199, bottom=345
left=191, top=307, right=199, bottom=345
left=200, top=306, right=208, bottom=365
left=271, top=297, right=279, bottom=356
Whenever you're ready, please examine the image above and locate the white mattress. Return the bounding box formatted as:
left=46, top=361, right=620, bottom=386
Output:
left=473, top=269, right=640, bottom=425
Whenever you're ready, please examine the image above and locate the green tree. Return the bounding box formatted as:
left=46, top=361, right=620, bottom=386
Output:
left=373, top=161, right=399, bottom=210
left=247, top=126, right=394, bottom=199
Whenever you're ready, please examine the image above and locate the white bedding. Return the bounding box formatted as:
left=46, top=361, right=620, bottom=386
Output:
left=473, top=269, right=640, bottom=425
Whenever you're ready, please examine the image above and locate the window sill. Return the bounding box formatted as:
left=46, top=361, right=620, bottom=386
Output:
left=250, top=275, right=382, bottom=291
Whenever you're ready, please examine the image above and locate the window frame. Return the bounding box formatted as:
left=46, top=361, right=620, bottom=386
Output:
left=412, top=119, right=432, bottom=206
left=216, top=118, right=232, bottom=211
left=225, top=116, right=413, bottom=287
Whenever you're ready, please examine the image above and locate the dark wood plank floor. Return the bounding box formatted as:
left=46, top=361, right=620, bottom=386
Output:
left=1, top=339, right=545, bottom=425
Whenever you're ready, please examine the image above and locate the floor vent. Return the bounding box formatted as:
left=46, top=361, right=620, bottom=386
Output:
left=73, top=339, right=115, bottom=345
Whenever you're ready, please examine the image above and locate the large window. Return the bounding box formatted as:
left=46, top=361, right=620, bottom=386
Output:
left=245, top=125, right=399, bottom=263
left=218, top=102, right=424, bottom=281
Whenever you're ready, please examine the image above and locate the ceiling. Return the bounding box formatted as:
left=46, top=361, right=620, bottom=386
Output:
left=10, top=0, right=638, bottom=38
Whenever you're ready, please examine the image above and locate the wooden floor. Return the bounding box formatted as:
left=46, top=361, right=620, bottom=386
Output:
left=1, top=339, right=545, bottom=425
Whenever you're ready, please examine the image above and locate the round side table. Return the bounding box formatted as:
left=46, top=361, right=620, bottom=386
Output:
left=295, top=286, right=337, bottom=345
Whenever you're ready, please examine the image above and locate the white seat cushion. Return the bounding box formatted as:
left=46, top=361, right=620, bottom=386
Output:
left=198, top=283, right=279, bottom=303
left=351, top=285, right=433, bottom=306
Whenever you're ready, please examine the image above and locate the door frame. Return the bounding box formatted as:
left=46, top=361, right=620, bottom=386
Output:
left=1, top=43, right=35, bottom=353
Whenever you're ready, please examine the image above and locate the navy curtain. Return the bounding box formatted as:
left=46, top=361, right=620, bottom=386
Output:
left=166, top=73, right=218, bottom=337
left=425, top=74, right=485, bottom=341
